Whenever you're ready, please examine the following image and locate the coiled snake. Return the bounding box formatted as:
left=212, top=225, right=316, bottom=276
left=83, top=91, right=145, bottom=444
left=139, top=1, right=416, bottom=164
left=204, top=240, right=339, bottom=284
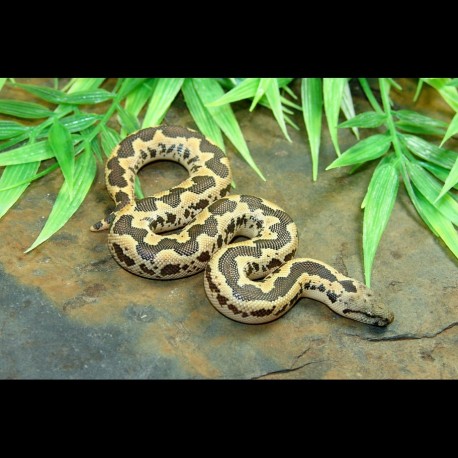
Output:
left=91, top=125, right=394, bottom=327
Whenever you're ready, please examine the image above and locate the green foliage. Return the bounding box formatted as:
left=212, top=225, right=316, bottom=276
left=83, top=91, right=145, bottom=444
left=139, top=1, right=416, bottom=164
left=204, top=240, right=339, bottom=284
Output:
left=0, top=77, right=456, bottom=291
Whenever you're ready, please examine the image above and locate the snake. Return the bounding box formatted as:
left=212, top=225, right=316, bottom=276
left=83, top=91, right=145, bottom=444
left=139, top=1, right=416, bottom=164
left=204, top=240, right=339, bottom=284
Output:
left=91, top=125, right=394, bottom=327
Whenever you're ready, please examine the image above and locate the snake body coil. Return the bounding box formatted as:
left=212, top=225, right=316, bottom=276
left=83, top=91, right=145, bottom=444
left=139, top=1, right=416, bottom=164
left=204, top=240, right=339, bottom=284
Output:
left=91, top=126, right=394, bottom=327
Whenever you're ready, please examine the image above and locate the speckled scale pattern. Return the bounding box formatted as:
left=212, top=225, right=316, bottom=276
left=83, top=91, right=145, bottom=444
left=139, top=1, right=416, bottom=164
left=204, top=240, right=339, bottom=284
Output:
left=92, top=126, right=394, bottom=327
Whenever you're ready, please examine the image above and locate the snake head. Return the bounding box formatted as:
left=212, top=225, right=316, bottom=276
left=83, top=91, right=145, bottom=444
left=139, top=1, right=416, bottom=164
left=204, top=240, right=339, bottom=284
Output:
left=337, top=281, right=394, bottom=327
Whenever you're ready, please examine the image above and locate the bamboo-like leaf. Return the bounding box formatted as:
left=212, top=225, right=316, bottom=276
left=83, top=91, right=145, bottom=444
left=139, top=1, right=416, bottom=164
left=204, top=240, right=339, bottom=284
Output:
left=181, top=78, right=224, bottom=151
left=116, top=103, right=140, bottom=134
left=436, top=157, right=458, bottom=200
left=395, top=109, right=448, bottom=136
left=284, top=113, right=299, bottom=130
left=192, top=78, right=265, bottom=180
left=280, top=95, right=302, bottom=112
left=100, top=125, right=122, bottom=157
left=64, top=78, right=106, bottom=94
left=0, top=99, right=53, bottom=119
left=0, top=120, right=29, bottom=139
left=338, top=111, right=387, bottom=129
left=91, top=137, right=104, bottom=163
left=358, top=78, right=383, bottom=114
left=282, top=84, right=297, bottom=100
left=265, top=78, right=291, bottom=142
left=413, top=79, right=424, bottom=102
left=0, top=78, right=6, bottom=92
left=323, top=78, right=346, bottom=156
left=440, top=112, right=458, bottom=147
left=387, top=78, right=402, bottom=91
left=117, top=78, right=149, bottom=99
left=60, top=113, right=100, bottom=133
left=142, top=78, right=184, bottom=128
left=48, top=119, right=75, bottom=194
left=25, top=145, right=97, bottom=253
left=410, top=184, right=458, bottom=258
left=405, top=159, right=458, bottom=225
left=206, top=78, right=260, bottom=107
left=340, top=80, right=359, bottom=139
left=301, top=78, right=323, bottom=181
left=0, top=161, right=62, bottom=192
left=14, top=83, right=68, bottom=104
left=419, top=161, right=458, bottom=190
left=422, top=78, right=458, bottom=112
left=362, top=157, right=399, bottom=286
left=0, top=162, right=40, bottom=219
left=63, top=89, right=114, bottom=105
left=446, top=79, right=458, bottom=87
left=125, top=79, right=157, bottom=118
left=250, top=78, right=273, bottom=111
left=0, top=140, right=54, bottom=166
left=326, top=133, right=391, bottom=170
left=277, top=78, right=294, bottom=88
left=401, top=134, right=456, bottom=169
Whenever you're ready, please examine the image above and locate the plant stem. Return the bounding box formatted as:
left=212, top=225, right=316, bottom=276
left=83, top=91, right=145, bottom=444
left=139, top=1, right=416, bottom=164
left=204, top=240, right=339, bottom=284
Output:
left=379, top=78, right=403, bottom=162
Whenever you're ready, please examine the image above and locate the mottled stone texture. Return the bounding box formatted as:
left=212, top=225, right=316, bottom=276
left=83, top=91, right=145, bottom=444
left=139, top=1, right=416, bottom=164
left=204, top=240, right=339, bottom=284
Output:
left=0, top=78, right=457, bottom=379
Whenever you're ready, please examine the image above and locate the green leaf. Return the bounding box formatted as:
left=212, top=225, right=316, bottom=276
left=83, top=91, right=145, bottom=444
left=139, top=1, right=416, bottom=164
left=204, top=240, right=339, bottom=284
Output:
left=387, top=78, right=402, bottom=91
left=323, top=78, right=346, bottom=156
left=413, top=79, right=424, bottom=102
left=0, top=140, right=54, bottom=166
left=339, top=111, right=387, bottom=129
left=250, top=78, right=273, bottom=111
left=422, top=78, right=458, bottom=112
left=340, top=80, right=359, bottom=139
left=279, top=95, right=302, bottom=112
left=116, top=103, right=140, bottom=134
left=181, top=78, right=224, bottom=151
left=25, top=145, right=97, bottom=253
left=446, top=78, right=458, bottom=87
left=206, top=78, right=260, bottom=107
left=436, top=156, right=458, bottom=200
left=0, top=162, right=40, bottom=219
left=63, top=89, right=114, bottom=105
left=117, top=78, right=150, bottom=99
left=394, top=109, right=448, bottom=136
left=301, top=78, right=323, bottom=181
left=0, top=120, right=29, bottom=139
left=142, top=78, right=184, bottom=128
left=358, top=78, right=383, bottom=114
left=91, top=137, right=104, bottom=163
left=125, top=79, right=157, bottom=118
left=265, top=78, right=291, bottom=142
left=284, top=113, right=299, bottom=130
left=326, top=133, right=391, bottom=170
left=100, top=125, right=122, bottom=157
left=14, top=83, right=68, bottom=104
left=60, top=113, right=100, bottom=133
left=48, top=119, right=75, bottom=194
left=362, top=156, right=399, bottom=286
left=410, top=185, right=458, bottom=258
left=440, top=112, right=458, bottom=146
left=64, top=78, right=105, bottom=94
left=404, top=159, right=458, bottom=225
left=192, top=78, right=265, bottom=180
left=419, top=161, right=458, bottom=190
left=0, top=99, right=54, bottom=119
left=401, top=134, right=456, bottom=169
left=0, top=78, right=6, bottom=92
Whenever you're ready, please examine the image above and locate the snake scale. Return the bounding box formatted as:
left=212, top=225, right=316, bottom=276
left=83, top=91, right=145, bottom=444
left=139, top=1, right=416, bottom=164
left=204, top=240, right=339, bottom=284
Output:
left=91, top=125, right=394, bottom=327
